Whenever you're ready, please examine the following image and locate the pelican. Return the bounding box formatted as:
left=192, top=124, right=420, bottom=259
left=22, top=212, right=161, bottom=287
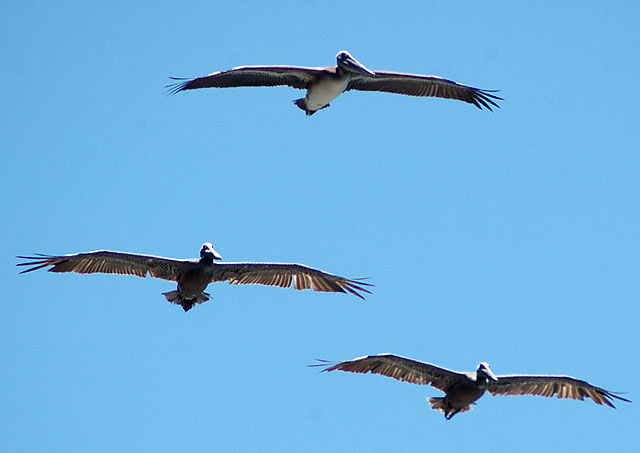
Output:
left=315, top=354, right=630, bottom=419
left=168, top=50, right=501, bottom=115
left=17, top=242, right=372, bottom=311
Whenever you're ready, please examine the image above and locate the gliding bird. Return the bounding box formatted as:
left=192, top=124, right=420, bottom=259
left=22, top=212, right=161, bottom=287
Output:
left=168, top=50, right=501, bottom=115
left=315, top=354, right=630, bottom=419
left=17, top=242, right=372, bottom=311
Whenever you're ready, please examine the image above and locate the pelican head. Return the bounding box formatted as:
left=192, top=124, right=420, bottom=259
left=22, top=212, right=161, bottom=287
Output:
left=477, top=362, right=498, bottom=381
left=200, top=242, right=222, bottom=261
left=336, top=51, right=375, bottom=77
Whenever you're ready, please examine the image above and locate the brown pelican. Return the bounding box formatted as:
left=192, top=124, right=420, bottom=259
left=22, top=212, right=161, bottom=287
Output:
left=17, top=242, right=372, bottom=311
left=315, top=354, right=630, bottom=419
left=168, top=50, right=501, bottom=115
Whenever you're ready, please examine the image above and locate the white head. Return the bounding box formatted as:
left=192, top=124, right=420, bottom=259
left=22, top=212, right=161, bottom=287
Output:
left=336, top=50, right=375, bottom=76
left=476, top=362, right=498, bottom=381
left=200, top=242, right=222, bottom=260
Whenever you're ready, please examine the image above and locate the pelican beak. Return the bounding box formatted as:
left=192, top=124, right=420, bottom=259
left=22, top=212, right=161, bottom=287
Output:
left=202, top=243, right=223, bottom=260
left=343, top=54, right=375, bottom=76
left=484, top=366, right=498, bottom=381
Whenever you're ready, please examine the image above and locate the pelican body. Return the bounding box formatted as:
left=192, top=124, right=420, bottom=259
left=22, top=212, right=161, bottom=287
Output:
left=18, top=242, right=372, bottom=312
left=291, top=51, right=374, bottom=114
left=316, top=354, right=630, bottom=419
left=428, top=362, right=497, bottom=418
left=168, top=51, right=501, bottom=115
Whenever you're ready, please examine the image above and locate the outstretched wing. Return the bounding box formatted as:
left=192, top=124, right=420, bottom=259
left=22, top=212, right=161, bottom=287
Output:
left=489, top=374, right=631, bottom=408
left=17, top=250, right=192, bottom=282
left=167, top=65, right=327, bottom=94
left=314, top=354, right=467, bottom=392
left=346, top=71, right=501, bottom=111
left=211, top=262, right=372, bottom=299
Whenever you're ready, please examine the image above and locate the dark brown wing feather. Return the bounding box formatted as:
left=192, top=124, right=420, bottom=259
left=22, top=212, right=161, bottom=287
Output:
left=346, top=71, right=502, bottom=111
left=17, top=250, right=192, bottom=282
left=315, top=354, right=467, bottom=392
left=167, top=65, right=327, bottom=94
left=211, top=262, right=372, bottom=299
left=489, top=375, right=631, bottom=408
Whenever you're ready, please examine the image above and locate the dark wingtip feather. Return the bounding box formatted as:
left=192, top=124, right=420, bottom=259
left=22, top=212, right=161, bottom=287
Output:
left=606, top=391, right=632, bottom=404
left=346, top=277, right=374, bottom=300
left=17, top=265, right=47, bottom=274
left=473, top=89, right=502, bottom=111
left=17, top=254, right=55, bottom=274
left=165, top=77, right=192, bottom=95
left=17, top=263, right=47, bottom=273
left=308, top=359, right=339, bottom=372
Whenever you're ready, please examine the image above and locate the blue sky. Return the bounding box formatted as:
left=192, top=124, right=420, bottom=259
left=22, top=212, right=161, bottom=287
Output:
left=2, top=1, right=638, bottom=451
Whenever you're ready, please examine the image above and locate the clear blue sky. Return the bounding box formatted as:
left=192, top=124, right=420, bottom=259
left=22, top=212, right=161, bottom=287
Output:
left=2, top=2, right=638, bottom=451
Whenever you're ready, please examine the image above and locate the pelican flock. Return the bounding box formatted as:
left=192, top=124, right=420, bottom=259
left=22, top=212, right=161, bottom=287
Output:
left=168, top=50, right=501, bottom=115
left=19, top=47, right=630, bottom=427
left=18, top=242, right=371, bottom=311
left=315, top=354, right=630, bottom=419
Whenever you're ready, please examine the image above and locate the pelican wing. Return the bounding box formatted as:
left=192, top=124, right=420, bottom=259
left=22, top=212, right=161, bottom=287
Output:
left=316, top=354, right=467, bottom=392
left=17, top=250, right=191, bottom=282
left=488, top=374, right=631, bottom=408
left=167, top=65, right=327, bottom=94
left=346, top=71, right=501, bottom=110
left=211, top=262, right=372, bottom=299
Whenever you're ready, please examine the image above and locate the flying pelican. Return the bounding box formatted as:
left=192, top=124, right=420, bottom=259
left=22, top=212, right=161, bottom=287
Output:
left=315, top=354, right=630, bottom=419
left=168, top=50, right=501, bottom=115
left=17, top=242, right=372, bottom=311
